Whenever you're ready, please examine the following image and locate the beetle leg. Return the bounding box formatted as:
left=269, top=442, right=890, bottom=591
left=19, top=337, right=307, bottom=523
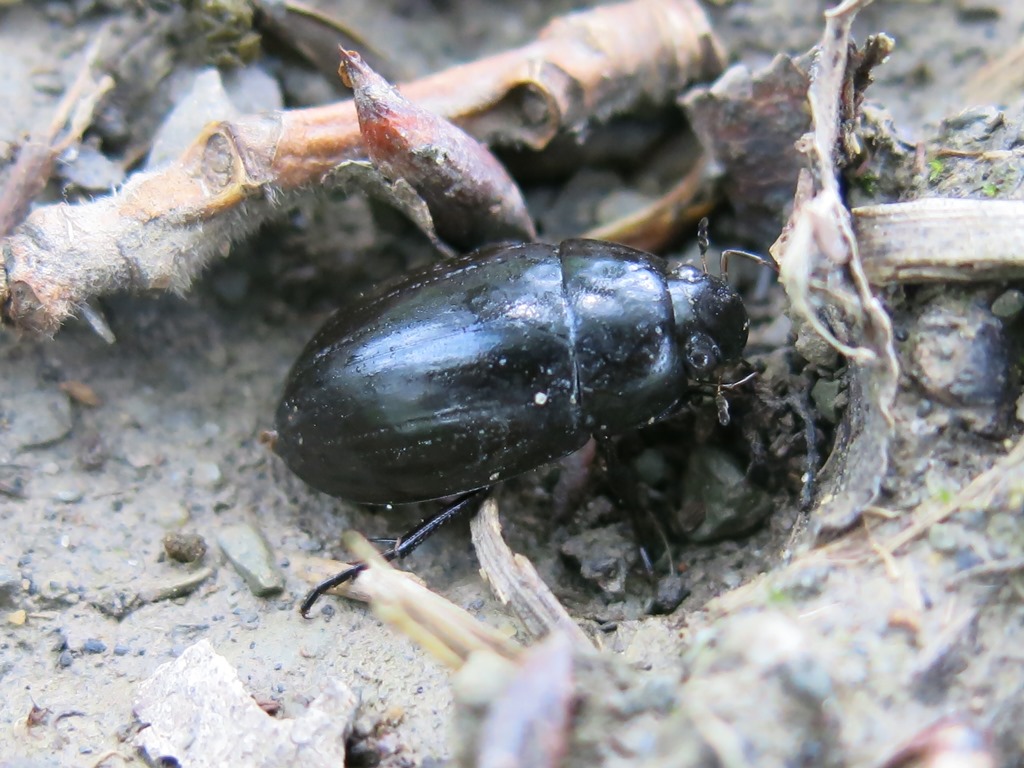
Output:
left=597, top=437, right=672, bottom=578
left=301, top=488, right=489, bottom=617
left=376, top=488, right=488, bottom=562
left=300, top=562, right=369, bottom=617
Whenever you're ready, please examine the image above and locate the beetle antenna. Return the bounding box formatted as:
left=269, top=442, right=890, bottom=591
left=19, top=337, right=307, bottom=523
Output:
left=697, top=217, right=710, bottom=272
left=721, top=248, right=779, bottom=278
left=699, top=218, right=778, bottom=276
left=719, top=370, right=758, bottom=390
left=712, top=371, right=758, bottom=426
left=692, top=370, right=757, bottom=396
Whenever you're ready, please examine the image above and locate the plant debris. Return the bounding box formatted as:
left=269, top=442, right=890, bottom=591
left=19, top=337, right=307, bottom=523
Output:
left=339, top=47, right=535, bottom=251
left=770, top=0, right=899, bottom=539
left=0, top=0, right=724, bottom=336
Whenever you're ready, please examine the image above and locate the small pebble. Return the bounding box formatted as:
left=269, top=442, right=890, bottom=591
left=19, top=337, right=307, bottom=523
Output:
left=210, top=271, right=250, bottom=306
left=0, top=567, right=22, bottom=608
left=0, top=469, right=28, bottom=499
left=59, top=380, right=102, bottom=407
left=927, top=523, right=959, bottom=554
left=58, top=650, right=74, bottom=668
left=30, top=70, right=65, bottom=95
left=193, top=461, right=223, bottom=490
left=649, top=574, right=690, bottom=615
left=53, top=488, right=84, bottom=504
left=151, top=501, right=191, bottom=528
left=113, top=644, right=130, bottom=656
left=561, top=525, right=635, bottom=596
left=991, top=289, right=1024, bottom=319
left=164, top=532, right=208, bottom=563
left=123, top=443, right=164, bottom=470
left=634, top=448, right=670, bottom=487
left=7, top=610, right=26, bottom=626
left=76, top=432, right=108, bottom=471
left=680, top=448, right=772, bottom=542
left=223, top=64, right=284, bottom=113
left=218, top=524, right=285, bottom=596
left=954, top=549, right=984, bottom=571
left=83, top=638, right=107, bottom=654
left=811, top=379, right=843, bottom=424
left=794, top=326, right=839, bottom=368
left=909, top=292, right=1009, bottom=407
left=721, top=570, right=742, bottom=589
left=58, top=142, right=126, bottom=192
left=148, top=69, right=240, bottom=169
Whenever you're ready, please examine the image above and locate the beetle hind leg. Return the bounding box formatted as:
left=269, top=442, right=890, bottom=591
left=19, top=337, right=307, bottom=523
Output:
left=300, top=562, right=369, bottom=617
left=300, top=488, right=489, bottom=617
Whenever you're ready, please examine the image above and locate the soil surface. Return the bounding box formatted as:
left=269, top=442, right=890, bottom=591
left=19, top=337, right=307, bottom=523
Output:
left=2, top=1, right=1024, bottom=767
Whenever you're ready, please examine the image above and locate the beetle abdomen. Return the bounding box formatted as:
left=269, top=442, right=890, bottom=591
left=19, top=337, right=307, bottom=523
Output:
left=274, top=243, right=590, bottom=503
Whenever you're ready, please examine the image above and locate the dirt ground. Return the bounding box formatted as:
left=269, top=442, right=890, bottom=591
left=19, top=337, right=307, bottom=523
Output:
left=2, top=1, right=1024, bottom=766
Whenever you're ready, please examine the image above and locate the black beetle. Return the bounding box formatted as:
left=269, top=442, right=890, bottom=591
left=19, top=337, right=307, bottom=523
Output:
left=274, top=238, right=749, bottom=613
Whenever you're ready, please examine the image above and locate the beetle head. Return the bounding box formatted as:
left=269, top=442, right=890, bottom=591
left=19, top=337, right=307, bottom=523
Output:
left=667, top=265, right=749, bottom=380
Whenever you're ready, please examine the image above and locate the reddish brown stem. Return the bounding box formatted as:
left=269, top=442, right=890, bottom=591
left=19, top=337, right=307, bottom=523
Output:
left=340, top=47, right=535, bottom=250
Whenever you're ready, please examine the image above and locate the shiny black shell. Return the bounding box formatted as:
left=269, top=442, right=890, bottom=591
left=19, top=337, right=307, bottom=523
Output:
left=274, top=240, right=748, bottom=504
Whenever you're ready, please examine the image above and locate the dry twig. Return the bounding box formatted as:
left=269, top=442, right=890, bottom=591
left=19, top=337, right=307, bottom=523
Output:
left=854, top=198, right=1024, bottom=284
left=771, top=0, right=899, bottom=537
left=0, top=38, right=114, bottom=240
left=339, top=534, right=521, bottom=669
left=470, top=499, right=594, bottom=650
left=881, top=436, right=1024, bottom=556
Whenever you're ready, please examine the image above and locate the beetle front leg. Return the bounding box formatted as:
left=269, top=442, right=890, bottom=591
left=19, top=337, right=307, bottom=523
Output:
left=597, top=437, right=671, bottom=578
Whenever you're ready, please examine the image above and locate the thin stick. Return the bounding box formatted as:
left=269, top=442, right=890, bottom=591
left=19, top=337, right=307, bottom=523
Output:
left=0, top=35, right=113, bottom=238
